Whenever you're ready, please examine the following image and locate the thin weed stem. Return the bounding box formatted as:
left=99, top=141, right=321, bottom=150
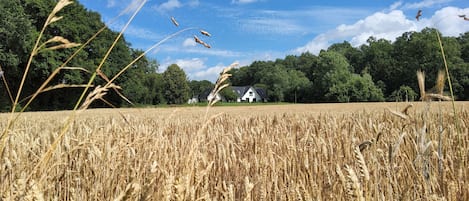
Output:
left=73, top=0, right=147, bottom=110
left=0, top=65, right=14, bottom=104
left=435, top=31, right=462, bottom=159
left=106, top=27, right=198, bottom=87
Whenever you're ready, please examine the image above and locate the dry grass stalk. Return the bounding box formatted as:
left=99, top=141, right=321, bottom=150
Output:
left=417, top=70, right=451, bottom=101
left=36, top=36, right=81, bottom=55
left=434, top=70, right=445, bottom=95
left=48, top=0, right=73, bottom=25
left=0, top=65, right=14, bottom=104
left=96, top=69, right=133, bottom=105
left=171, top=16, right=179, bottom=27
left=11, top=0, right=76, bottom=113
left=206, top=62, right=238, bottom=107
left=194, top=35, right=211, bottom=48
left=390, top=132, right=407, bottom=163
left=359, top=132, right=382, bottom=152
left=79, top=84, right=121, bottom=110
left=200, top=30, right=211, bottom=37
left=387, top=104, right=413, bottom=120
left=417, top=70, right=426, bottom=100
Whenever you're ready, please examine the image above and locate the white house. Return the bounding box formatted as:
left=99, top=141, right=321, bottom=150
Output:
left=232, top=86, right=267, bottom=103
left=188, top=88, right=226, bottom=104
left=188, top=86, right=267, bottom=103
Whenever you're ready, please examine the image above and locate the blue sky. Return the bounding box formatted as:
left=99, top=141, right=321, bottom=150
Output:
left=79, top=0, right=469, bottom=82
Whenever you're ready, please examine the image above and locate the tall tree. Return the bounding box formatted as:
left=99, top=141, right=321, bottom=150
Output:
left=259, top=64, right=288, bottom=102
left=284, top=70, right=310, bottom=103
left=326, top=73, right=384, bottom=102
left=0, top=0, right=35, bottom=111
left=188, top=80, right=214, bottom=98
left=360, top=37, right=396, bottom=96
left=162, top=64, right=190, bottom=104
left=16, top=0, right=144, bottom=109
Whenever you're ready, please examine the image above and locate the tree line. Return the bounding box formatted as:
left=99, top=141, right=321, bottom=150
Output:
left=230, top=29, right=469, bottom=103
left=0, top=0, right=193, bottom=111
left=1, top=0, right=469, bottom=111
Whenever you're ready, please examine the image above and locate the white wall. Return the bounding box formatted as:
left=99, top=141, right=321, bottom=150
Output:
left=240, top=87, right=262, bottom=103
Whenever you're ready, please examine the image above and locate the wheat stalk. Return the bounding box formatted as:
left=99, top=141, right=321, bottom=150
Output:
left=354, top=146, right=370, bottom=181
left=344, top=165, right=365, bottom=201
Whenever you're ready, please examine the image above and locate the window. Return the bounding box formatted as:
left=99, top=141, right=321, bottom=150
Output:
left=249, top=91, right=253, bottom=96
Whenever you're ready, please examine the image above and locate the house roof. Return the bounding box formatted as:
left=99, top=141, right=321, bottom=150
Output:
left=255, top=87, right=267, bottom=99
left=231, top=86, right=250, bottom=97
left=198, top=88, right=213, bottom=99
left=231, top=86, right=267, bottom=99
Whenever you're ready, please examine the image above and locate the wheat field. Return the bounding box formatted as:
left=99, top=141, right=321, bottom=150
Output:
left=0, top=102, right=468, bottom=200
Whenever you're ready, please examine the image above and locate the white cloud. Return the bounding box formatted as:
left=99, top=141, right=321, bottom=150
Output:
left=183, top=38, right=197, bottom=47
left=107, top=0, right=117, bottom=8
left=295, top=35, right=331, bottom=55
left=240, top=18, right=308, bottom=35
left=186, top=49, right=242, bottom=57
left=231, top=0, right=260, bottom=5
left=160, top=58, right=206, bottom=73
left=108, top=21, right=163, bottom=41
left=295, top=7, right=469, bottom=55
left=154, top=0, right=182, bottom=13
left=402, top=0, right=453, bottom=9
left=159, top=58, right=239, bottom=81
left=106, top=0, right=147, bottom=15
left=192, top=63, right=230, bottom=81
left=389, top=1, right=403, bottom=10
left=429, top=7, right=469, bottom=36
left=157, top=45, right=243, bottom=57
left=188, top=0, right=200, bottom=7
left=120, top=0, right=147, bottom=15
left=224, top=7, right=370, bottom=36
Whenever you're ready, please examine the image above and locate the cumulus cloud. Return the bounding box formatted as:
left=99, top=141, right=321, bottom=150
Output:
left=295, top=7, right=469, bottom=54
left=160, top=58, right=207, bottom=73
left=159, top=58, right=239, bottom=81
left=429, top=7, right=469, bottom=36
left=192, top=63, right=231, bottom=81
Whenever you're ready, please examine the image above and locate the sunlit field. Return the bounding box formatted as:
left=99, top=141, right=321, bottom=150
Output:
left=1, top=102, right=468, bottom=200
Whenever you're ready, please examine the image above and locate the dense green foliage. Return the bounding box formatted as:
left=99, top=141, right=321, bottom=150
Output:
left=162, top=64, right=190, bottom=104
left=230, top=28, right=469, bottom=102
left=0, top=0, right=468, bottom=111
left=0, top=0, right=168, bottom=111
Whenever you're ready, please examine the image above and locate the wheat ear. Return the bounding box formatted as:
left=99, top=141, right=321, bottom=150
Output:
left=354, top=146, right=370, bottom=181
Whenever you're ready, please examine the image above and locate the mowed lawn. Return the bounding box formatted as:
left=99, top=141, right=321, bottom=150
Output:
left=1, top=101, right=468, bottom=200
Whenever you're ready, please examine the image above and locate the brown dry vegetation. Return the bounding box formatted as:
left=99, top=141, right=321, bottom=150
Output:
left=0, top=102, right=468, bottom=200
